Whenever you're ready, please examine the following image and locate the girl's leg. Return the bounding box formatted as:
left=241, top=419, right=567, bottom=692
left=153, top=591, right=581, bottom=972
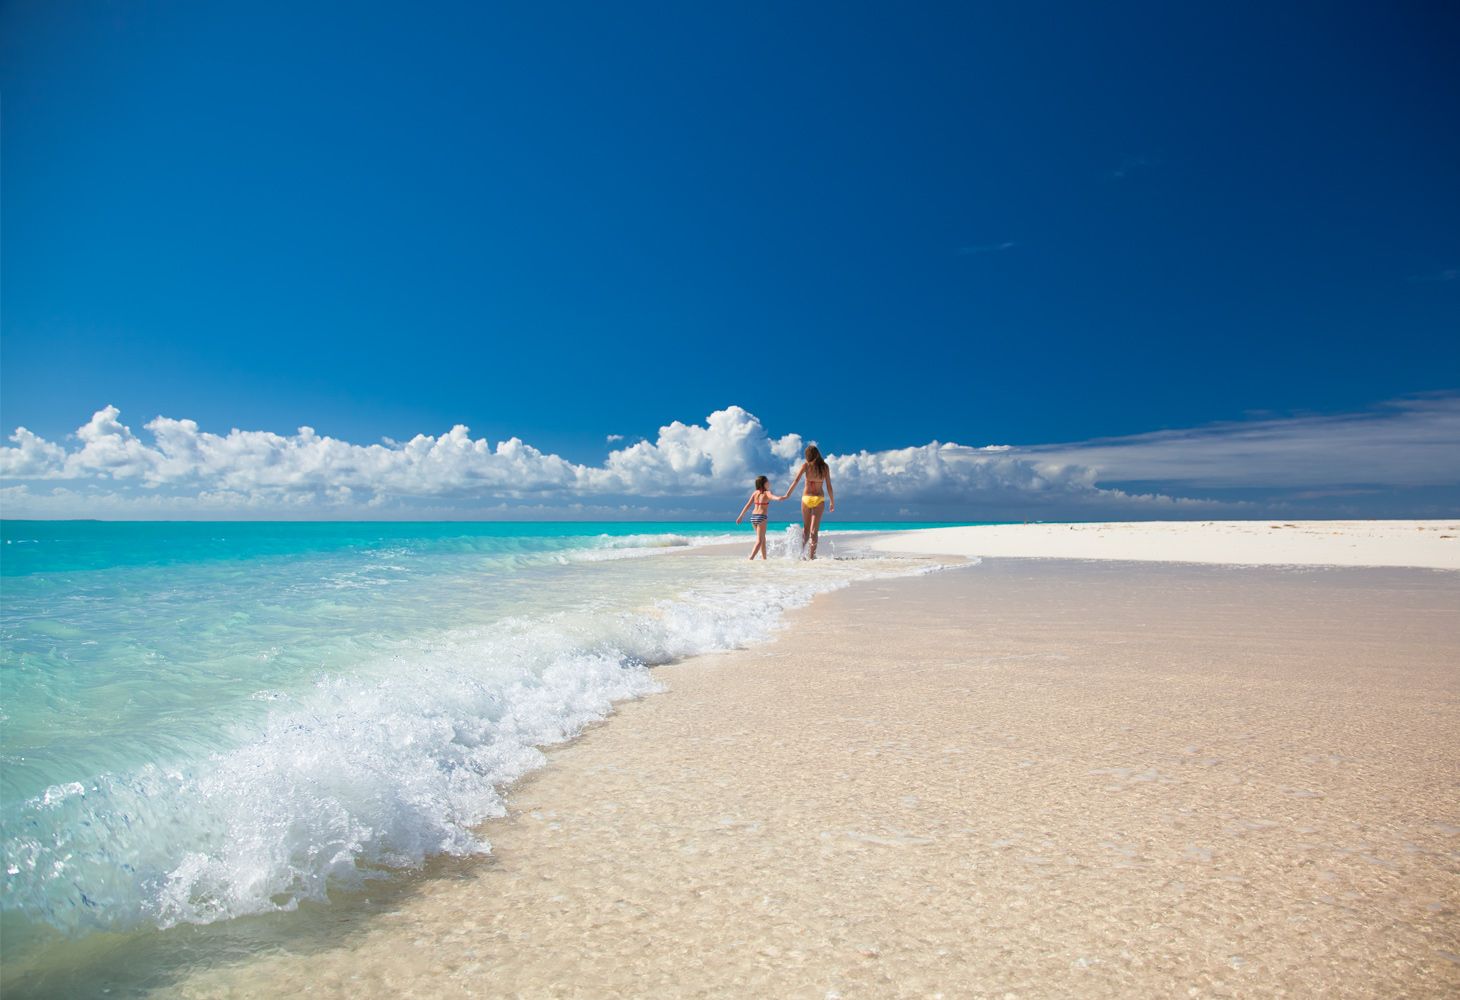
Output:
left=808, top=507, right=825, bottom=559
left=801, top=504, right=813, bottom=557
left=757, top=523, right=768, bottom=559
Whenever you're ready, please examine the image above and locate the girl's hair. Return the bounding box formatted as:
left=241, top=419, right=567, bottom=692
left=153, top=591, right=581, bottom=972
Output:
left=804, top=445, right=829, bottom=479
left=754, top=475, right=768, bottom=491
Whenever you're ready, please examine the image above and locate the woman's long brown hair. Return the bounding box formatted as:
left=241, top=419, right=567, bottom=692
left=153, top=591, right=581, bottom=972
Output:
left=804, top=444, right=829, bottom=480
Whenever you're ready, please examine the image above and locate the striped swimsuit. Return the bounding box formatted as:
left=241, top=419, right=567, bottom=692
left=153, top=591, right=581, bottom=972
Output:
left=749, top=490, right=770, bottom=525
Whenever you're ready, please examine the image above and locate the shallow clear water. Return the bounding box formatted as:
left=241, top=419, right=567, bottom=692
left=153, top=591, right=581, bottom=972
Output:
left=0, top=519, right=964, bottom=987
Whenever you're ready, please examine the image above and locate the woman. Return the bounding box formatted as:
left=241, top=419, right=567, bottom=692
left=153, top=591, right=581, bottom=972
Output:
left=780, top=444, right=835, bottom=559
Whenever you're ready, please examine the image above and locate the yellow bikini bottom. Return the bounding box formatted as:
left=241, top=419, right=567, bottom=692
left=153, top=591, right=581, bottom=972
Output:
left=801, top=495, right=824, bottom=509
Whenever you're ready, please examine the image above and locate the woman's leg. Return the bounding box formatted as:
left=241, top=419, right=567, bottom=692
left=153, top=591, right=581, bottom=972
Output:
left=808, top=507, right=825, bottom=559
left=801, top=504, right=813, bottom=557
left=756, top=522, right=768, bottom=559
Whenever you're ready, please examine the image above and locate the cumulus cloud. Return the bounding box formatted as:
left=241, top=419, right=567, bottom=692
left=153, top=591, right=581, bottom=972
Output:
left=1, top=403, right=1127, bottom=517
left=0, top=427, right=67, bottom=478
left=585, top=406, right=803, bottom=496
left=4, top=408, right=582, bottom=499
left=3, top=396, right=1456, bottom=519
left=0, top=405, right=807, bottom=511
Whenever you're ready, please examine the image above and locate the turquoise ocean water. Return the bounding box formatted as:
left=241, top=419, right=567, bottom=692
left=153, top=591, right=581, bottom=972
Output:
left=0, top=519, right=972, bottom=991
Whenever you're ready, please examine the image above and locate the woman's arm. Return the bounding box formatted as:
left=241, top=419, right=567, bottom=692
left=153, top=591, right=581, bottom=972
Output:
left=779, top=464, right=806, bottom=500
left=825, top=467, right=834, bottom=512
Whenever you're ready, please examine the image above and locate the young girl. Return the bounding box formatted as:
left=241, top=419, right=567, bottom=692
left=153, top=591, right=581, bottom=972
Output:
left=780, top=444, right=834, bottom=559
left=735, top=475, right=781, bottom=560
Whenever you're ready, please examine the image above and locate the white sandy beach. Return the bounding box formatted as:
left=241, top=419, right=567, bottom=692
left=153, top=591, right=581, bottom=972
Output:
left=141, top=522, right=1460, bottom=998
left=871, top=519, right=1460, bottom=569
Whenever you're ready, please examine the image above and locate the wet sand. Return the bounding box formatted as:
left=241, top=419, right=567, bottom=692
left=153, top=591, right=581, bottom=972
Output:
left=168, top=556, right=1460, bottom=999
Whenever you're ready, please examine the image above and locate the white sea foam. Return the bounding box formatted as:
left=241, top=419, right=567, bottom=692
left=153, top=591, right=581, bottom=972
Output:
left=2, top=547, right=944, bottom=936
left=566, top=532, right=742, bottom=561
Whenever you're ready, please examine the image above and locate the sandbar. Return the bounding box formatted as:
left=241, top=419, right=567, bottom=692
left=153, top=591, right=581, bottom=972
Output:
left=165, top=534, right=1460, bottom=999
left=871, top=519, right=1460, bottom=570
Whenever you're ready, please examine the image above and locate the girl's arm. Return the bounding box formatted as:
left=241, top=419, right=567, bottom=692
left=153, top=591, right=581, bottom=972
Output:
left=778, top=464, right=805, bottom=500
left=825, top=467, right=834, bottom=512
left=735, top=493, right=754, bottom=523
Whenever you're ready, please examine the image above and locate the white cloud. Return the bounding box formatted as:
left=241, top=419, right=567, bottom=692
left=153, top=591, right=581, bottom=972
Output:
left=605, top=434, right=624, bottom=443
left=1, top=405, right=806, bottom=509
left=3, top=396, right=1456, bottom=519
left=825, top=442, right=1227, bottom=516
left=585, top=406, right=803, bottom=496
left=957, top=241, right=1016, bottom=255
left=1022, top=395, right=1460, bottom=489
left=0, top=427, right=66, bottom=478
left=1109, top=154, right=1156, bottom=180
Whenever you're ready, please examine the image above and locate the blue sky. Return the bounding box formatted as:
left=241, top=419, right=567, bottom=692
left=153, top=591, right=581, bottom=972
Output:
left=2, top=2, right=1457, bottom=519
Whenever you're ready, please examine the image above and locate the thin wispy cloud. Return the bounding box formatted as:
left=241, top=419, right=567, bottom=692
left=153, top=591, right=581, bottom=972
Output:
left=605, top=434, right=624, bottom=443
left=956, top=241, right=1016, bottom=255
left=1021, top=394, right=1460, bottom=490
left=1407, top=267, right=1459, bottom=283
left=1108, top=154, right=1155, bottom=180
